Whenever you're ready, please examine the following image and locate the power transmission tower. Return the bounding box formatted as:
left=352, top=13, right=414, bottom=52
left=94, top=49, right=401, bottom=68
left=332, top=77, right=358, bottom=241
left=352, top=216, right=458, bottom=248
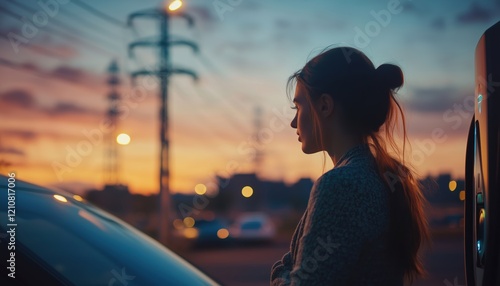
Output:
left=128, top=5, right=198, bottom=246
left=253, top=105, right=263, bottom=177
left=104, top=60, right=121, bottom=185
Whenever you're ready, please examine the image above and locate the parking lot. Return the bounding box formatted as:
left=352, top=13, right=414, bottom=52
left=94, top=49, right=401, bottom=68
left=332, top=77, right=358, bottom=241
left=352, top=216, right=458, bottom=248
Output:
left=180, top=231, right=465, bottom=286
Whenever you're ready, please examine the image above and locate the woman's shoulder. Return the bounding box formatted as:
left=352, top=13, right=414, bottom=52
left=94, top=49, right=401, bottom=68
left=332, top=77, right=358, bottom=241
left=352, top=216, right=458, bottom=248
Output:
left=308, top=164, right=391, bottom=235
left=320, top=160, right=380, bottom=185
left=313, top=163, right=388, bottom=202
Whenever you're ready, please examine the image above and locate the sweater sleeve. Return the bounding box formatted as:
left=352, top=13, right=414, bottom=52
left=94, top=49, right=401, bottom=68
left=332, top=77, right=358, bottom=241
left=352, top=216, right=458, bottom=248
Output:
left=270, top=251, right=293, bottom=286
left=270, top=210, right=308, bottom=285
left=288, top=170, right=383, bottom=285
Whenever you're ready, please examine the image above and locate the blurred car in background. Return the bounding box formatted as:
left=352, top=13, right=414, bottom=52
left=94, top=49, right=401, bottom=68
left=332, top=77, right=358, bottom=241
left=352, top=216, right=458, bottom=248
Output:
left=177, top=218, right=232, bottom=248
left=0, top=175, right=219, bottom=286
left=230, top=213, right=276, bottom=244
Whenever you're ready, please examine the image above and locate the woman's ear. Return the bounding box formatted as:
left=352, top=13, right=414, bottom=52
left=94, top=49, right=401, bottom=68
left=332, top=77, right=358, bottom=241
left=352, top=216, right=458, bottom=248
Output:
left=318, top=93, right=335, bottom=118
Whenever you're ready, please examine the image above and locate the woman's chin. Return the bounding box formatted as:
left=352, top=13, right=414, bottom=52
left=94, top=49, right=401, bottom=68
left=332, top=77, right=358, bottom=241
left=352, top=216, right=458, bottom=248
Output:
left=301, top=144, right=321, bottom=154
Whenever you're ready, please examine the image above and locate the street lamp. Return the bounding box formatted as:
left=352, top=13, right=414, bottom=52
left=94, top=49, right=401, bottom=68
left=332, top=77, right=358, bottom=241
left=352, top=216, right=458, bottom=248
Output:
left=116, top=133, right=131, bottom=145
left=168, top=0, right=182, bottom=11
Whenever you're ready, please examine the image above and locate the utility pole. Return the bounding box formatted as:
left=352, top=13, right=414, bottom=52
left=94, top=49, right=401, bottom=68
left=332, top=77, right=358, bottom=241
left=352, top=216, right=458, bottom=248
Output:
left=104, top=60, right=121, bottom=186
left=253, top=105, right=263, bottom=177
left=128, top=3, right=198, bottom=246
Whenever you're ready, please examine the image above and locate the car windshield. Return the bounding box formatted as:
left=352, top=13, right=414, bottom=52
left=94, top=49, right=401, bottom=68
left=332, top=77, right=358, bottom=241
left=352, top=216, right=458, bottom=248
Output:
left=241, top=221, right=262, bottom=230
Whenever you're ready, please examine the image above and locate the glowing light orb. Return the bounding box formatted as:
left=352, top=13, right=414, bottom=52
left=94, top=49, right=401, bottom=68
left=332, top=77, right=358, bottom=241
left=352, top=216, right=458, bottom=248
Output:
left=116, top=133, right=131, bottom=145
left=242, top=186, right=253, bottom=198
left=168, top=0, right=182, bottom=11
left=195, top=183, right=207, bottom=195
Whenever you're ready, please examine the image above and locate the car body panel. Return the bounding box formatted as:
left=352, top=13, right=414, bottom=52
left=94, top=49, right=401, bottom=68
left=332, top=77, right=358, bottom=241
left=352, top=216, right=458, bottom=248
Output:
left=0, top=175, right=218, bottom=285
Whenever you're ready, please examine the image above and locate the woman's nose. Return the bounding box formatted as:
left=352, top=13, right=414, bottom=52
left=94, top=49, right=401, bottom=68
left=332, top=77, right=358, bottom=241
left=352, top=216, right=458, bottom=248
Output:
left=290, top=114, right=297, bottom=129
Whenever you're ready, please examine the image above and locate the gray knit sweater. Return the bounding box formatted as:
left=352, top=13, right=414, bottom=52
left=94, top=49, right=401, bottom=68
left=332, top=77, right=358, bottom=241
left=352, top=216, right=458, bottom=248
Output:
left=270, top=144, right=404, bottom=285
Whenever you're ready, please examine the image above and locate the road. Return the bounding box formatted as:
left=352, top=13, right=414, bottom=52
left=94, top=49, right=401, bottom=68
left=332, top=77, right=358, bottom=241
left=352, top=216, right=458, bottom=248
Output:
left=414, top=232, right=465, bottom=286
left=180, top=231, right=465, bottom=286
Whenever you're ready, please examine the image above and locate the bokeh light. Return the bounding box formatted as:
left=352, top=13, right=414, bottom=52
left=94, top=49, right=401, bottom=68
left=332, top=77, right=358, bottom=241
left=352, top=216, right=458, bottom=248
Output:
left=449, top=180, right=457, bottom=192
left=217, top=228, right=229, bottom=239
left=73, top=195, right=84, bottom=202
left=173, top=219, right=184, bottom=230
left=183, top=216, right=195, bottom=228
left=168, top=0, right=182, bottom=11
left=116, top=133, right=131, bottom=145
left=53, top=194, right=67, bottom=203
left=183, top=228, right=198, bottom=239
left=241, top=186, right=253, bottom=198
left=195, top=183, right=207, bottom=195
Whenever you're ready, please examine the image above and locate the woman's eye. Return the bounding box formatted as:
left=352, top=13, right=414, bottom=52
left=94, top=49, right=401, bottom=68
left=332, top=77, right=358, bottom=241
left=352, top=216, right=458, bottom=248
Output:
left=291, top=106, right=298, bottom=110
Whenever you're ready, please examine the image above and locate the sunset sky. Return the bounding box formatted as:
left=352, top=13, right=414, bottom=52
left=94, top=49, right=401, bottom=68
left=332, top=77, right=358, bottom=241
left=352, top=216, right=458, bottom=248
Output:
left=0, top=0, right=499, bottom=195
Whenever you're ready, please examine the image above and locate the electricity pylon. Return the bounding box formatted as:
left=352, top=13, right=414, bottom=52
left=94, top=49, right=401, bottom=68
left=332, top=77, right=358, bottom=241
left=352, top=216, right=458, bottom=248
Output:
left=128, top=5, right=198, bottom=246
left=104, top=60, right=121, bottom=186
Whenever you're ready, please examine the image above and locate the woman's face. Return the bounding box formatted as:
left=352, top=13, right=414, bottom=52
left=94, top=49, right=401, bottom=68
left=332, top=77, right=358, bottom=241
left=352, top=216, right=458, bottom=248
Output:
left=290, top=83, right=322, bottom=154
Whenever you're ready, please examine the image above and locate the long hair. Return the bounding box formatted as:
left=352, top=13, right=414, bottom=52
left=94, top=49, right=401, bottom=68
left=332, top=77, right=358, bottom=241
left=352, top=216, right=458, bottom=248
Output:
left=287, top=46, right=430, bottom=284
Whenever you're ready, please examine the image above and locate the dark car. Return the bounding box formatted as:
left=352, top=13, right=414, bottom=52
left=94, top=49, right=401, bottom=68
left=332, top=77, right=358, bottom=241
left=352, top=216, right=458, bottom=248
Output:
left=179, top=218, right=232, bottom=248
left=229, top=213, right=276, bottom=244
left=0, top=175, right=219, bottom=286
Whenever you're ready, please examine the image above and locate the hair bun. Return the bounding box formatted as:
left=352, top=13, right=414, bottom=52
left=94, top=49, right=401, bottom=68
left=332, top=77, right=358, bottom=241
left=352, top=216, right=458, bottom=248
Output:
left=376, top=64, right=404, bottom=90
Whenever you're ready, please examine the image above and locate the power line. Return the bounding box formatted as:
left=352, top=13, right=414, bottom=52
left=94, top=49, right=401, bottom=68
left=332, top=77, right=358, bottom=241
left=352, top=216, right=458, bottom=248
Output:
left=161, top=52, right=253, bottom=139
left=69, top=0, right=142, bottom=40
left=0, top=57, right=55, bottom=79
left=196, top=52, right=224, bottom=75
left=191, top=84, right=251, bottom=134
left=170, top=81, right=244, bottom=146
left=127, top=43, right=245, bottom=147
left=192, top=53, right=265, bottom=129
left=128, top=6, right=198, bottom=246
left=62, top=1, right=254, bottom=141
left=0, top=56, right=107, bottom=93
left=0, top=8, right=109, bottom=57
left=71, top=0, right=128, bottom=29
left=7, top=0, right=123, bottom=51
left=0, top=34, right=66, bottom=59
left=59, top=4, right=131, bottom=45
left=4, top=1, right=120, bottom=55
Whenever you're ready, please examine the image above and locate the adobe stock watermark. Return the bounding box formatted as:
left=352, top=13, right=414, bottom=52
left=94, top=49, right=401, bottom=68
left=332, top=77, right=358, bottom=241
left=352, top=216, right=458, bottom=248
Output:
left=212, top=0, right=244, bottom=21
left=108, top=267, right=135, bottom=286
left=177, top=103, right=295, bottom=218
left=292, top=236, right=340, bottom=283
left=274, top=236, right=341, bottom=285
left=7, top=0, right=71, bottom=54
left=51, top=64, right=160, bottom=182
left=352, top=0, right=409, bottom=49
left=340, top=0, right=412, bottom=63
left=383, top=93, right=473, bottom=193
left=383, top=73, right=500, bottom=192
left=410, top=73, right=500, bottom=169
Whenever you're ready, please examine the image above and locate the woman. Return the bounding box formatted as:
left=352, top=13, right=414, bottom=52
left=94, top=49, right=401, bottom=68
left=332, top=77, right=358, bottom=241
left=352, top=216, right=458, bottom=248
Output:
left=270, top=47, right=429, bottom=286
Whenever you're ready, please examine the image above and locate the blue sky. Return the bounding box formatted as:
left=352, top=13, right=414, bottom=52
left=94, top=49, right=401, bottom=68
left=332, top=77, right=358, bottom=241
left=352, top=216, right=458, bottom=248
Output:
left=0, top=0, right=499, bottom=194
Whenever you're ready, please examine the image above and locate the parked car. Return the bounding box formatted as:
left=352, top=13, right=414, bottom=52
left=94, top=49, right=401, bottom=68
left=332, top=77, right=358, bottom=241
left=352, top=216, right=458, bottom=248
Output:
left=0, top=175, right=219, bottom=286
left=230, top=213, right=275, bottom=244
left=177, top=218, right=232, bottom=248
